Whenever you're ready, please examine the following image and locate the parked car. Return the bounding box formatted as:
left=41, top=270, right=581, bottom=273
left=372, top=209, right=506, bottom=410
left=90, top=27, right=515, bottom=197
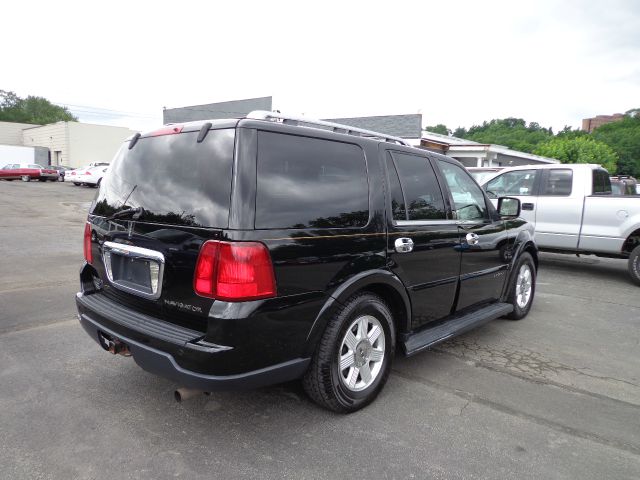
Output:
left=73, top=165, right=109, bottom=187
left=610, top=176, right=638, bottom=195
left=76, top=112, right=538, bottom=412
left=0, top=163, right=59, bottom=182
left=466, top=166, right=504, bottom=185
left=50, top=165, right=72, bottom=181
left=481, top=164, right=640, bottom=284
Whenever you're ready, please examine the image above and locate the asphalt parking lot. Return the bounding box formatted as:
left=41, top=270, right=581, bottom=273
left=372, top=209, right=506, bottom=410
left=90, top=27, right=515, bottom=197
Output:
left=1, top=180, right=639, bottom=480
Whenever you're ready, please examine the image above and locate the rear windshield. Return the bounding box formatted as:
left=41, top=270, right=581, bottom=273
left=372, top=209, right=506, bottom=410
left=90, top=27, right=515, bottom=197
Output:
left=92, top=129, right=235, bottom=228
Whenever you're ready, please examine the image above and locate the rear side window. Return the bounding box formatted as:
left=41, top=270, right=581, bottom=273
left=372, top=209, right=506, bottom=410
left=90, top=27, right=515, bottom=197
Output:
left=592, top=169, right=612, bottom=195
left=485, top=169, right=537, bottom=198
left=540, top=169, right=573, bottom=196
left=256, top=132, right=369, bottom=229
left=389, top=152, right=446, bottom=221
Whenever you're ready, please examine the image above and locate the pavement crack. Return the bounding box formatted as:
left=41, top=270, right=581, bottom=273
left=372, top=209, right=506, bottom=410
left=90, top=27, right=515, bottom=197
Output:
left=0, top=318, right=77, bottom=337
left=392, top=368, right=640, bottom=457
left=433, top=341, right=640, bottom=403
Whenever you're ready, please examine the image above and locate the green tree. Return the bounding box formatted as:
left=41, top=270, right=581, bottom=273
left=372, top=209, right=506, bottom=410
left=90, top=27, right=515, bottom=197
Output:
left=534, top=136, right=618, bottom=173
left=556, top=125, right=589, bottom=140
left=0, top=90, right=77, bottom=124
left=591, top=111, right=640, bottom=177
left=424, top=124, right=450, bottom=135
left=452, top=127, right=467, bottom=138
left=460, top=118, right=553, bottom=153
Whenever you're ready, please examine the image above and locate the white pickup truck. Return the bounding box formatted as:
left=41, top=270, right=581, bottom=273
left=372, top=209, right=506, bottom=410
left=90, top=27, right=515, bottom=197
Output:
left=480, top=163, right=640, bottom=285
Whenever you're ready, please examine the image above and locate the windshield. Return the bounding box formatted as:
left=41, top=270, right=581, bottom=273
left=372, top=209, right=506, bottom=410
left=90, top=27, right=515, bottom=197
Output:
left=91, top=128, right=235, bottom=228
left=469, top=170, right=498, bottom=184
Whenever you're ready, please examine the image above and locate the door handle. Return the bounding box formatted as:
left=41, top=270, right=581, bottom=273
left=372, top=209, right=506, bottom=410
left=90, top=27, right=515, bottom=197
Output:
left=394, top=237, right=414, bottom=253
left=522, top=203, right=535, bottom=211
left=466, top=233, right=479, bottom=245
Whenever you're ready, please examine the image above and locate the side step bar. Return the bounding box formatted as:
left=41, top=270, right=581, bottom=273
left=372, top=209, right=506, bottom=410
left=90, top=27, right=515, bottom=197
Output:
left=402, top=303, right=513, bottom=357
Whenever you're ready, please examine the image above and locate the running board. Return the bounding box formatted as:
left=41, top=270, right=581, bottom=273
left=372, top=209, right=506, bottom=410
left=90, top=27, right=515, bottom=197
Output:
left=402, top=303, right=513, bottom=357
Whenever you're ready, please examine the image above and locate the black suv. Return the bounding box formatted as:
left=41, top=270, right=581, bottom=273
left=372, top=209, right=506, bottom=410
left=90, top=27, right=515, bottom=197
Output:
left=76, top=112, right=537, bottom=412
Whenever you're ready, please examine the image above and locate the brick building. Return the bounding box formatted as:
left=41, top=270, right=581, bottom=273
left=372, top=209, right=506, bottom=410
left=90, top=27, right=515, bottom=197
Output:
left=581, top=113, right=625, bottom=133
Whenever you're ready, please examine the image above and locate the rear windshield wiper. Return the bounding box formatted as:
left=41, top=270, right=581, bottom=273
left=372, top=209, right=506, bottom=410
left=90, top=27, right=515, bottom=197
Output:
left=106, top=206, right=144, bottom=221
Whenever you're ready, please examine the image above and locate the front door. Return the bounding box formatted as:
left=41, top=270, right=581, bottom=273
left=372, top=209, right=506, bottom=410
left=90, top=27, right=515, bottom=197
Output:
left=484, top=168, right=541, bottom=225
left=384, top=150, right=460, bottom=329
left=436, top=159, right=509, bottom=311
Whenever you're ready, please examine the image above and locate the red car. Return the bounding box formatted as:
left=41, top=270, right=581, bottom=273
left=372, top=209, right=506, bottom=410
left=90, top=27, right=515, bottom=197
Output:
left=0, top=163, right=59, bottom=182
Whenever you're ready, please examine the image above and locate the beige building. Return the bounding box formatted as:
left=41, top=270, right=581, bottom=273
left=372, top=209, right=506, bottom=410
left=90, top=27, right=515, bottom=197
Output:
left=0, top=121, right=37, bottom=146
left=21, top=122, right=136, bottom=168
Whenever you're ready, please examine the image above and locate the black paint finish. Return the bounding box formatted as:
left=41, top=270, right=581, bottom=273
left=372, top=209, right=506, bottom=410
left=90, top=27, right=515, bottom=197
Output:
left=78, top=118, right=537, bottom=388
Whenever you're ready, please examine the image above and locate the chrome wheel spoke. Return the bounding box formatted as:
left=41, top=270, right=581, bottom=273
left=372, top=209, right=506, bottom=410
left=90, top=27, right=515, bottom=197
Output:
left=340, top=352, right=354, bottom=371
left=370, top=348, right=384, bottom=362
left=368, top=325, right=382, bottom=344
left=344, top=330, right=358, bottom=351
left=346, top=367, right=359, bottom=389
left=359, top=363, right=372, bottom=384
left=357, top=317, right=369, bottom=339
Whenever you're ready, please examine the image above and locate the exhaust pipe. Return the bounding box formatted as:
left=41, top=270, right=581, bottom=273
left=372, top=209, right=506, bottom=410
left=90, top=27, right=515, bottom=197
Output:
left=174, top=387, right=204, bottom=403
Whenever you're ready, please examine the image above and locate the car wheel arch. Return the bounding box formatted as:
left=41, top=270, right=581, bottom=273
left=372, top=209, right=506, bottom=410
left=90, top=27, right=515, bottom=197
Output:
left=303, top=270, right=411, bottom=356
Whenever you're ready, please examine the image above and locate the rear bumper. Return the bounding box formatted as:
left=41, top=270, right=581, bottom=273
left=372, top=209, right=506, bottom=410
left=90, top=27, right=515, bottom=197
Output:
left=76, top=292, right=310, bottom=391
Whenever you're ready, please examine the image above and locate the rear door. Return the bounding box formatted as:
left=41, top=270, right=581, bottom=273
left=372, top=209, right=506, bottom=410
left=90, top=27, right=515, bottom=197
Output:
left=384, top=149, right=460, bottom=328
left=532, top=168, right=581, bottom=249
left=436, top=159, right=509, bottom=311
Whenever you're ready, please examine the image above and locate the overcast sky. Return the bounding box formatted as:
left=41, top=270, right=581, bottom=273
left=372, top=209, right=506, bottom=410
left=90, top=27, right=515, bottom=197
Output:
left=3, top=0, right=639, bottom=133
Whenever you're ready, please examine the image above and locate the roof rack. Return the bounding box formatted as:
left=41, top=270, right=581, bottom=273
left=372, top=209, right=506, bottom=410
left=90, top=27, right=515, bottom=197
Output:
left=246, top=110, right=411, bottom=146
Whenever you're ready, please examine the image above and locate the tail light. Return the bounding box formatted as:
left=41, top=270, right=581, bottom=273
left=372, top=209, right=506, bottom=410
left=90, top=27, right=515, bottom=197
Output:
left=83, top=222, right=93, bottom=263
left=85, top=171, right=92, bottom=175
left=194, top=241, right=276, bottom=301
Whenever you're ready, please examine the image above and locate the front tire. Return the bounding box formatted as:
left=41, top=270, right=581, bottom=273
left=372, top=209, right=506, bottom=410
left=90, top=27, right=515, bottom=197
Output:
left=504, top=252, right=536, bottom=320
left=628, top=245, right=640, bottom=286
left=303, top=292, right=395, bottom=413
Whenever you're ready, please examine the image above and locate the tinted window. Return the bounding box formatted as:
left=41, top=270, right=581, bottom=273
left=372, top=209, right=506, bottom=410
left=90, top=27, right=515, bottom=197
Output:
left=386, top=155, right=406, bottom=221
left=485, top=169, right=536, bottom=198
left=438, top=161, right=488, bottom=221
left=92, top=129, right=235, bottom=228
left=540, top=169, right=573, bottom=196
left=390, top=152, right=446, bottom=220
left=592, top=169, right=611, bottom=195
left=256, top=132, right=369, bottom=229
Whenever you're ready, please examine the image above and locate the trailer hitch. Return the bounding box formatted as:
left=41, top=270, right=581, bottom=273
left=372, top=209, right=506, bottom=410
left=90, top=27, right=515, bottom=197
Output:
left=98, top=331, right=131, bottom=357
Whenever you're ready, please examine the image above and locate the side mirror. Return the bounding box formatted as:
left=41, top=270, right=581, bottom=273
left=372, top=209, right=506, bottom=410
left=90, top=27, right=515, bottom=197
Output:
left=497, top=197, right=520, bottom=217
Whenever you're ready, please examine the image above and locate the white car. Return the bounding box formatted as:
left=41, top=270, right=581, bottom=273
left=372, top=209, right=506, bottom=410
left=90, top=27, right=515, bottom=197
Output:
left=71, top=165, right=109, bottom=187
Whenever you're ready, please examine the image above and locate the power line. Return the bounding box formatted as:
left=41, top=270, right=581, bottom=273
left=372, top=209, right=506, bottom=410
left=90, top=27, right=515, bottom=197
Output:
left=53, top=102, right=159, bottom=119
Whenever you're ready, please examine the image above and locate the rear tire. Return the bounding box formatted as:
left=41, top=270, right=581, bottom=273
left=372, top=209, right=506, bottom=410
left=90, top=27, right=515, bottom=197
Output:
left=504, top=252, right=536, bottom=320
left=302, top=292, right=395, bottom=413
left=628, top=245, right=640, bottom=286
left=21, top=175, right=30, bottom=182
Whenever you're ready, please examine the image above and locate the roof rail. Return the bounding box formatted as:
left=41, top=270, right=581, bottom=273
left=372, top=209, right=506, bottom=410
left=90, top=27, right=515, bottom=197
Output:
left=246, top=110, right=411, bottom=146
